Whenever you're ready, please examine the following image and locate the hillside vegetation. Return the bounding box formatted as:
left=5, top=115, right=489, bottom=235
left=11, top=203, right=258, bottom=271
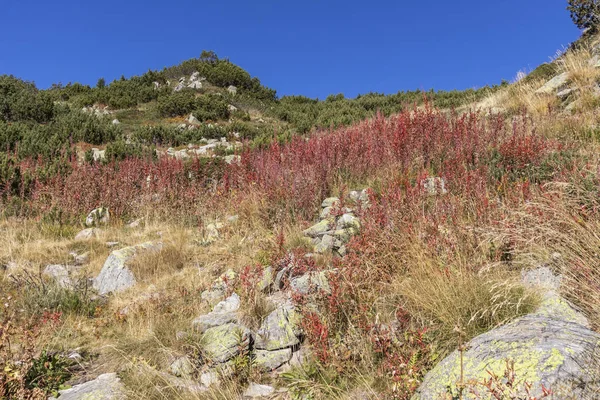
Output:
left=1, top=34, right=600, bottom=400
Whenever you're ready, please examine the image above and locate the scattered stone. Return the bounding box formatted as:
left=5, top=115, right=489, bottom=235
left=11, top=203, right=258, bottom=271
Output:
left=200, top=369, right=220, bottom=387
left=48, top=373, right=125, bottom=400
left=188, top=114, right=200, bottom=124
left=75, top=228, right=101, bottom=240
left=201, top=269, right=237, bottom=305
left=112, top=119, right=120, bottom=125
left=314, top=234, right=335, bottom=254
left=201, top=323, right=251, bottom=363
left=169, top=356, right=194, bottom=378
left=257, top=266, right=274, bottom=292
left=243, top=383, right=275, bottom=398
left=85, top=207, right=110, bottom=227
left=227, top=85, right=237, bottom=95
left=68, top=352, right=83, bottom=361
left=349, top=188, right=370, bottom=203
left=421, top=177, right=447, bottom=196
left=91, top=148, right=106, bottom=161
left=70, top=251, right=90, bottom=266
left=43, top=265, right=72, bottom=288
left=93, top=242, right=163, bottom=295
left=188, top=81, right=203, bottom=89
left=228, top=104, right=238, bottom=112
left=174, top=83, right=185, bottom=92
left=290, top=271, right=331, bottom=295
left=336, top=213, right=360, bottom=230
left=255, top=301, right=300, bottom=351
left=254, top=348, right=292, bottom=371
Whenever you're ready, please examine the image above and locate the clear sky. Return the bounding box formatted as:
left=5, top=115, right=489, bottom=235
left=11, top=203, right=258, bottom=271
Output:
left=0, top=0, right=581, bottom=98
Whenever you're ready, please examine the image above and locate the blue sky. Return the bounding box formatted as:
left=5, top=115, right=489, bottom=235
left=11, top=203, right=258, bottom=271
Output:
left=0, top=0, right=581, bottom=98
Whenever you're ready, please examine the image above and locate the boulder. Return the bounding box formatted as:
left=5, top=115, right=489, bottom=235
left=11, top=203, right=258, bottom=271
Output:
left=255, top=301, right=300, bottom=351
left=336, top=213, right=360, bottom=231
left=314, top=234, right=335, bottom=254
left=254, top=348, right=292, bottom=371
left=188, top=81, right=203, bottom=89
left=85, top=207, right=110, bottom=227
left=415, top=268, right=600, bottom=399
left=243, top=383, right=275, bottom=398
left=93, top=242, right=163, bottom=295
left=48, top=373, right=125, bottom=400
left=201, top=323, right=251, bottom=363
left=111, top=119, right=120, bottom=125
left=188, top=114, right=200, bottom=124
left=75, top=228, right=101, bottom=240
left=227, top=85, right=238, bottom=95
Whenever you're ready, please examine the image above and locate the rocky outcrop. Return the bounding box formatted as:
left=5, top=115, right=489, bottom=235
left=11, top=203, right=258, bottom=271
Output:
left=48, top=373, right=125, bottom=400
left=192, top=293, right=240, bottom=333
left=93, top=242, right=163, bottom=295
left=414, top=267, right=600, bottom=399
left=201, top=323, right=251, bottom=363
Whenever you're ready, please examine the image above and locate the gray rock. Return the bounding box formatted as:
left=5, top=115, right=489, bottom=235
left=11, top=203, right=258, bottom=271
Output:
left=303, top=220, right=332, bottom=238
left=227, top=85, right=237, bottom=95
left=85, top=207, right=110, bottom=227
left=415, top=268, right=600, bottom=399
left=201, top=323, right=251, bottom=363
left=48, top=373, right=125, bottom=400
left=349, top=188, right=370, bottom=203
left=75, top=228, right=101, bottom=240
left=200, top=369, right=220, bottom=387
left=314, top=234, right=335, bottom=254
left=336, top=213, right=360, bottom=231
left=290, top=271, right=331, bottom=295
left=43, top=265, right=72, bottom=288
left=169, top=356, right=194, bottom=377
left=174, top=83, right=185, bottom=92
left=320, top=206, right=334, bottom=219
left=421, top=177, right=447, bottom=196
left=321, top=197, right=340, bottom=208
left=126, top=218, right=143, bottom=229
left=255, top=301, right=300, bottom=351
left=243, top=383, right=275, bottom=398
left=93, top=242, right=163, bottom=295
left=188, top=81, right=203, bottom=89
left=254, top=348, right=292, bottom=371
left=193, top=294, right=241, bottom=333
left=224, top=155, right=241, bottom=164
left=228, top=104, right=238, bottom=112
left=188, top=114, right=200, bottom=124
left=111, top=119, right=120, bottom=125
left=536, top=72, right=569, bottom=95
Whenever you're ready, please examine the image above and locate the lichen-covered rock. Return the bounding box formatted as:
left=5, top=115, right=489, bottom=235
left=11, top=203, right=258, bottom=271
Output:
left=336, top=213, right=360, bottom=230
left=314, top=234, right=335, bottom=254
left=193, top=293, right=240, bottom=333
left=243, top=383, right=275, bottom=398
left=48, top=373, right=125, bottom=400
left=415, top=270, right=600, bottom=399
left=254, top=348, right=292, bottom=371
left=321, top=197, right=340, bottom=208
left=169, top=356, right=194, bottom=377
left=303, top=220, right=332, bottom=238
left=255, top=301, right=301, bottom=351
left=349, top=188, right=370, bottom=204
left=290, top=271, right=331, bottom=295
left=201, top=323, right=250, bottom=363
left=201, top=269, right=237, bottom=305
left=85, top=207, right=110, bottom=227
left=93, top=242, right=162, bottom=295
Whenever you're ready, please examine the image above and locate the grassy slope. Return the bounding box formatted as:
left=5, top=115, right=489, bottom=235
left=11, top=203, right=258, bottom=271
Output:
left=2, top=36, right=600, bottom=400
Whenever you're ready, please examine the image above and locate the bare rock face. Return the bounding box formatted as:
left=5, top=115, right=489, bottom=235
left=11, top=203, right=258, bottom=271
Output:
left=48, top=373, right=125, bottom=400
left=93, top=242, right=162, bottom=295
left=414, top=267, right=600, bottom=399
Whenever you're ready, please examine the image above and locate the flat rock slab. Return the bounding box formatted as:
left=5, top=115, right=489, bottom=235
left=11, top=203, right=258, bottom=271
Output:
left=48, top=373, right=125, bottom=400
left=93, top=242, right=162, bottom=295
left=414, top=293, right=600, bottom=399
left=254, top=348, right=292, bottom=371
